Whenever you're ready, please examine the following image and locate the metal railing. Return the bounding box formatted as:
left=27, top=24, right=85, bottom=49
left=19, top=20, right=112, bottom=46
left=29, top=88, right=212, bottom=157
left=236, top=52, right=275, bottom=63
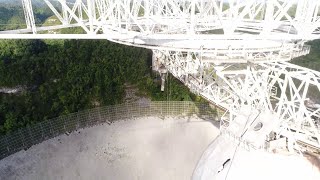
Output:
left=0, top=101, right=217, bottom=160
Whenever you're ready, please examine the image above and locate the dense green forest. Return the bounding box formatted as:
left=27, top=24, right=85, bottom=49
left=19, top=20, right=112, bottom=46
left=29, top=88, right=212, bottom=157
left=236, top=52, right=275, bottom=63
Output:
left=0, top=4, right=319, bottom=136
left=0, top=39, right=197, bottom=135
left=292, top=40, right=320, bottom=71
left=0, top=4, right=198, bottom=135
left=0, top=4, right=52, bottom=30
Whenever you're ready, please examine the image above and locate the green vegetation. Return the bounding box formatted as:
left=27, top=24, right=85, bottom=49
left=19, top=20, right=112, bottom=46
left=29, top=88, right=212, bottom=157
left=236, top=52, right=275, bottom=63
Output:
left=292, top=40, right=320, bottom=70
left=0, top=3, right=316, bottom=136
left=0, top=6, right=24, bottom=30
left=0, top=5, right=201, bottom=135
left=0, top=4, right=52, bottom=30
left=0, top=39, right=199, bottom=135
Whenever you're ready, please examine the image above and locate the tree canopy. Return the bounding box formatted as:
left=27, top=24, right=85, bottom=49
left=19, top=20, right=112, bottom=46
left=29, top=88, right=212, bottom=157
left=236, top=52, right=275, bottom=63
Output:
left=0, top=38, right=197, bottom=135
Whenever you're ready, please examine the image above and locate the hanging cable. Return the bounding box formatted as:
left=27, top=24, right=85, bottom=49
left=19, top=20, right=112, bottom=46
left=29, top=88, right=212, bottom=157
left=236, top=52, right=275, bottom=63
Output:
left=169, top=73, right=172, bottom=101
left=224, top=111, right=261, bottom=180
left=166, top=73, right=169, bottom=102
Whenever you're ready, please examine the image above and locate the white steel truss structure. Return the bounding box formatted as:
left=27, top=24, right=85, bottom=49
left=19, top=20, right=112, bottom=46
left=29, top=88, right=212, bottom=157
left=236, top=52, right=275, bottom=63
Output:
left=1, top=1, right=320, bottom=42
left=152, top=50, right=320, bottom=150
left=0, top=0, right=320, bottom=154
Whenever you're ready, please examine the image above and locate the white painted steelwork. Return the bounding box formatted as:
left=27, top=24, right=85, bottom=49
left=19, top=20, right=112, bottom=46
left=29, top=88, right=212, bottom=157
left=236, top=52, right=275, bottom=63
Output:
left=0, top=0, right=320, bottom=178
left=153, top=50, right=320, bottom=150
left=1, top=1, right=320, bottom=43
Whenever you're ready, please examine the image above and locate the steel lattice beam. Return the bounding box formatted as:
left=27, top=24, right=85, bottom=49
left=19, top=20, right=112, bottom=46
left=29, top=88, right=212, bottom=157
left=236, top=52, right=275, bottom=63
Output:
left=1, top=1, right=320, bottom=40
left=152, top=50, right=320, bottom=150
left=0, top=0, right=319, bottom=152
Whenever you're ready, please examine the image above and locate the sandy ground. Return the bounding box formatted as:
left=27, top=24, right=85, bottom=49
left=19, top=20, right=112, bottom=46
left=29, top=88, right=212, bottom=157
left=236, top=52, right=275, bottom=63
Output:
left=0, top=116, right=219, bottom=180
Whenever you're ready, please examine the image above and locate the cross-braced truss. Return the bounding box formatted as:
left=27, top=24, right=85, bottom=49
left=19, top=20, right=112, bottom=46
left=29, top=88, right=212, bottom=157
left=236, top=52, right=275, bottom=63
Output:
left=2, top=1, right=320, bottom=42
left=153, top=50, right=320, bottom=150
left=0, top=0, right=320, bottom=151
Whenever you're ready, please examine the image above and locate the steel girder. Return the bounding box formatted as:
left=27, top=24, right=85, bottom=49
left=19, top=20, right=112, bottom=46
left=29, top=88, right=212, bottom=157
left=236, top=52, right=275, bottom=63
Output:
left=1, top=1, right=320, bottom=41
left=153, top=50, right=320, bottom=151
left=1, top=0, right=319, bottom=151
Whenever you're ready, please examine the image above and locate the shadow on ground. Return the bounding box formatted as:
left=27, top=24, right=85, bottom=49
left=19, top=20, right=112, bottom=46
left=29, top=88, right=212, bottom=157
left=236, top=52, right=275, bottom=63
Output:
left=304, top=152, right=320, bottom=172
left=183, top=103, right=221, bottom=129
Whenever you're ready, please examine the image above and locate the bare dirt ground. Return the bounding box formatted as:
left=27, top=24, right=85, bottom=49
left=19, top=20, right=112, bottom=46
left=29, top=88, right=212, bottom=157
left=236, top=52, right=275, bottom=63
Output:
left=0, top=116, right=219, bottom=180
left=123, top=83, right=151, bottom=105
